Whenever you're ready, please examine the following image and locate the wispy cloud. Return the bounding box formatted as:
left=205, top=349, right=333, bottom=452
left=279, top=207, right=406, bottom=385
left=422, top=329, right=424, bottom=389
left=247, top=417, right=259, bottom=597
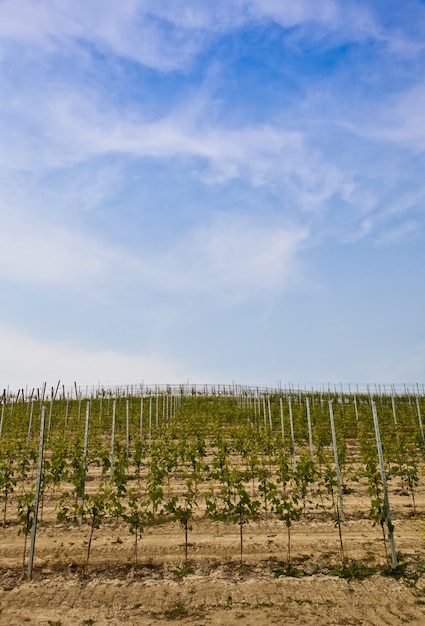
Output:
left=0, top=74, right=342, bottom=213
left=0, top=209, right=121, bottom=289
left=2, top=67, right=422, bottom=258
left=1, top=0, right=421, bottom=71
left=358, top=85, right=425, bottom=150
left=1, top=0, right=423, bottom=245
left=0, top=326, right=205, bottom=389
left=0, top=0, right=424, bottom=387
left=0, top=0, right=203, bottom=70
left=375, top=220, right=419, bottom=245
left=158, top=214, right=309, bottom=298
left=0, top=189, right=308, bottom=299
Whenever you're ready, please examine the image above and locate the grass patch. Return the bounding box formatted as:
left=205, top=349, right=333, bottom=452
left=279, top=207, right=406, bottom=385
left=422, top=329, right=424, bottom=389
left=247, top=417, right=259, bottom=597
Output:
left=272, top=561, right=304, bottom=578
left=163, top=600, right=189, bottom=620
left=382, top=559, right=425, bottom=587
left=331, top=562, right=377, bottom=580
left=172, top=563, right=195, bottom=580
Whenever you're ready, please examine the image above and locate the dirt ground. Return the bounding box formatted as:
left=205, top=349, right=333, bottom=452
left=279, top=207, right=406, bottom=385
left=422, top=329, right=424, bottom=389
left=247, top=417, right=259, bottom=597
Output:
left=2, top=431, right=425, bottom=626
left=1, top=501, right=425, bottom=626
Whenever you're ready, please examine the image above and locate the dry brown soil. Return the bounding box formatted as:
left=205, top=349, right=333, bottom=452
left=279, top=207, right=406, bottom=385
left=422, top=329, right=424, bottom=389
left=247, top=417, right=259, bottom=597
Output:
left=2, top=486, right=425, bottom=626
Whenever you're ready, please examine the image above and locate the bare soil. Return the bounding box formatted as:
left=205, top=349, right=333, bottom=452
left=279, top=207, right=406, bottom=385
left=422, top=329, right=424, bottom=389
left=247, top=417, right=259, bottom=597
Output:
left=1, top=494, right=425, bottom=626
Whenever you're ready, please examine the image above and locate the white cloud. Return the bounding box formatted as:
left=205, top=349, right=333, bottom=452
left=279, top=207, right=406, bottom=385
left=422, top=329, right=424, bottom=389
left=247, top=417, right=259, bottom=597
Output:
left=0, top=326, right=203, bottom=391
left=0, top=0, right=198, bottom=69
left=0, top=0, right=416, bottom=71
left=0, top=209, right=125, bottom=289
left=248, top=0, right=341, bottom=30
left=0, top=77, right=340, bottom=207
left=336, top=83, right=425, bottom=152
left=372, top=85, right=425, bottom=149
left=0, top=177, right=308, bottom=297
left=0, top=0, right=422, bottom=258
left=260, top=0, right=424, bottom=54
left=375, top=220, right=419, bottom=244
left=145, top=0, right=425, bottom=56
left=158, top=215, right=308, bottom=298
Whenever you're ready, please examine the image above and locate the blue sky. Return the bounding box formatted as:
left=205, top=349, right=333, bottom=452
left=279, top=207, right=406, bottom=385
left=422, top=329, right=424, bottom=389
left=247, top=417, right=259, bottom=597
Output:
left=0, top=0, right=424, bottom=390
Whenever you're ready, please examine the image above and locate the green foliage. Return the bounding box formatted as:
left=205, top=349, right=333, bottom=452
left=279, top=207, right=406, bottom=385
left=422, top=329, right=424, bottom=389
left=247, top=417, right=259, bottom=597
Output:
left=166, top=478, right=197, bottom=563
left=0, top=455, right=16, bottom=525
left=17, top=490, right=35, bottom=571
left=331, top=561, right=377, bottom=580
left=122, top=488, right=149, bottom=566
left=110, top=441, right=128, bottom=497
left=132, top=437, right=146, bottom=481
left=0, top=387, right=424, bottom=577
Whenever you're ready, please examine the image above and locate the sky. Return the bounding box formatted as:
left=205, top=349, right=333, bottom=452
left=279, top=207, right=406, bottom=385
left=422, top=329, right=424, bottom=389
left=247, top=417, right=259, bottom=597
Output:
left=0, top=0, right=424, bottom=392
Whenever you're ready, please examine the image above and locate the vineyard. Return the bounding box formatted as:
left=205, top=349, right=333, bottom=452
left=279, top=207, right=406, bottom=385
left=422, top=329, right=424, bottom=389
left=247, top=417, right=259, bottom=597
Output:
left=1, top=383, right=425, bottom=625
